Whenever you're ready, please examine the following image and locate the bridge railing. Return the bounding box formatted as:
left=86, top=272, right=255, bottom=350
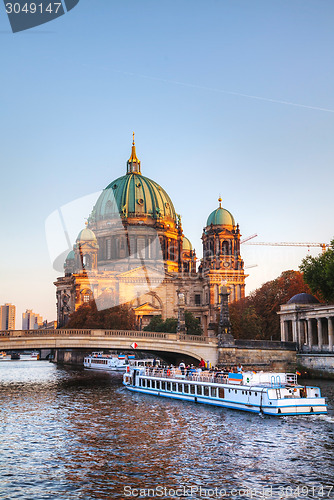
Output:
left=104, top=330, right=171, bottom=339
left=0, top=329, right=92, bottom=337
left=0, top=329, right=215, bottom=344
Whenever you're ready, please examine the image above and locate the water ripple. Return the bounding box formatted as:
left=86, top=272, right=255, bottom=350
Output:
left=0, top=362, right=333, bottom=499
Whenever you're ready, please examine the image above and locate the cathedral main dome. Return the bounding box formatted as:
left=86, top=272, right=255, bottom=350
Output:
left=91, top=136, right=177, bottom=223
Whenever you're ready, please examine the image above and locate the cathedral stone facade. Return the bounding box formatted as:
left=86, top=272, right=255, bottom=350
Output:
left=55, top=137, right=246, bottom=335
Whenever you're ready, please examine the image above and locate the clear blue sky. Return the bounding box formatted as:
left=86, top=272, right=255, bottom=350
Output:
left=1, top=0, right=333, bottom=327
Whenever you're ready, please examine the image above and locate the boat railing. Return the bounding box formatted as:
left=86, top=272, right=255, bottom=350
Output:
left=286, top=373, right=298, bottom=385
left=143, top=368, right=231, bottom=384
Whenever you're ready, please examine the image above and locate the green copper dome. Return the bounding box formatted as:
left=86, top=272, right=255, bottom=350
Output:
left=66, top=249, right=75, bottom=261
left=92, top=173, right=177, bottom=222
left=206, top=198, right=235, bottom=227
left=91, top=137, right=177, bottom=222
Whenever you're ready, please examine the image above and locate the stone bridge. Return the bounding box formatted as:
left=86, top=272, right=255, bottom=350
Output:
left=0, top=329, right=297, bottom=370
left=0, top=329, right=218, bottom=365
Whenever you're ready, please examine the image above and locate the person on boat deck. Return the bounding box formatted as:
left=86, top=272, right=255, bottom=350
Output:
left=199, top=358, right=205, bottom=368
left=153, top=359, right=157, bottom=367
left=179, top=361, right=185, bottom=375
left=237, top=363, right=243, bottom=373
left=186, top=365, right=190, bottom=375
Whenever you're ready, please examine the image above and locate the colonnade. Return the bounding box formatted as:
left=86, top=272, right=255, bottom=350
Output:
left=280, top=315, right=334, bottom=352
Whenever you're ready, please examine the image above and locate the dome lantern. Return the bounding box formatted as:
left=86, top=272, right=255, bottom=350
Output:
left=127, top=132, right=141, bottom=174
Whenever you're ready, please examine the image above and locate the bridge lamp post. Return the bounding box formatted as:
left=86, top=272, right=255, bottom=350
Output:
left=177, top=290, right=186, bottom=334
left=218, top=284, right=233, bottom=347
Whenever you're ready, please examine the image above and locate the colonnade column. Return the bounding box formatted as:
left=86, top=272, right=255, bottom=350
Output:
left=307, top=319, right=313, bottom=349
left=317, top=318, right=323, bottom=350
left=328, top=317, right=333, bottom=351
left=297, top=320, right=303, bottom=347
left=292, top=320, right=298, bottom=343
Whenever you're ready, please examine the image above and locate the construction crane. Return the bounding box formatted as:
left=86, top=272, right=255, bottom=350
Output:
left=240, top=233, right=258, bottom=244
left=243, top=241, right=331, bottom=254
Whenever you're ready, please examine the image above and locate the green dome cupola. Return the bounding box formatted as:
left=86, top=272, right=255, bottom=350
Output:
left=91, top=134, right=177, bottom=223
left=206, top=197, right=235, bottom=227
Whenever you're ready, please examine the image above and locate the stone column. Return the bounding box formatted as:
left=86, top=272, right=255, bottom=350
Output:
left=296, top=320, right=302, bottom=348
left=328, top=317, right=333, bottom=351
left=317, top=318, right=323, bottom=351
left=302, top=320, right=308, bottom=346
left=292, top=319, right=298, bottom=343
left=307, top=319, right=313, bottom=349
left=280, top=319, right=286, bottom=341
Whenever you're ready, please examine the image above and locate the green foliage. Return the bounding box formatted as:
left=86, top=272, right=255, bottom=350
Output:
left=300, top=239, right=334, bottom=303
left=144, top=311, right=203, bottom=335
left=184, top=311, right=203, bottom=335
left=143, top=315, right=177, bottom=333
left=65, top=301, right=136, bottom=330
left=229, top=270, right=313, bottom=340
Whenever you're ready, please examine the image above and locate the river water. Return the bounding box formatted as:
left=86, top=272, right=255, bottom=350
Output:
left=0, top=361, right=333, bottom=500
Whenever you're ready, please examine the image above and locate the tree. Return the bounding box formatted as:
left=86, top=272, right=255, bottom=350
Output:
left=144, top=312, right=203, bottom=335
left=143, top=315, right=177, bottom=333
left=229, top=270, right=314, bottom=340
left=300, top=239, right=334, bottom=303
left=184, top=311, right=202, bottom=335
left=65, top=301, right=136, bottom=330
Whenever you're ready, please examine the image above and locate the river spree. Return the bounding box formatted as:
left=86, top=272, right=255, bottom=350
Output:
left=0, top=361, right=333, bottom=500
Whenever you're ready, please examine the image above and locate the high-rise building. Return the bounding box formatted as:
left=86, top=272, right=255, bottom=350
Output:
left=0, top=303, right=16, bottom=330
left=22, top=310, right=43, bottom=330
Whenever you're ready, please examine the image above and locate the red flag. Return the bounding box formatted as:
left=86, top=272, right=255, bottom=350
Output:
left=131, top=342, right=138, bottom=349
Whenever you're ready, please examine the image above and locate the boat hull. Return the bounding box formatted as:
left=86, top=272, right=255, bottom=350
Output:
left=123, top=369, right=327, bottom=417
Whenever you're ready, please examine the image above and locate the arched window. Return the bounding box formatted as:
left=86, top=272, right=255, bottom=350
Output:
left=83, top=254, right=91, bottom=269
left=222, top=241, right=229, bottom=255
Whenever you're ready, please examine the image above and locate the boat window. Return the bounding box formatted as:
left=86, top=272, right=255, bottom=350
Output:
left=184, top=385, right=189, bottom=394
left=242, top=391, right=244, bottom=395
left=204, top=387, right=209, bottom=397
left=255, top=392, right=257, bottom=396
left=211, top=387, right=217, bottom=398
left=143, top=379, right=147, bottom=388
left=167, top=382, right=172, bottom=391
left=161, top=381, right=166, bottom=391
left=235, top=389, right=237, bottom=394
left=218, top=388, right=225, bottom=399
left=190, top=385, right=196, bottom=395
left=172, top=383, right=177, bottom=392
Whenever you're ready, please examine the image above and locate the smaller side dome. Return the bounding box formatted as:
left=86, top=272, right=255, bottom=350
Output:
left=182, top=237, right=193, bottom=251
left=66, top=250, right=75, bottom=261
left=288, top=293, right=320, bottom=304
left=76, top=225, right=97, bottom=243
left=206, top=198, right=235, bottom=227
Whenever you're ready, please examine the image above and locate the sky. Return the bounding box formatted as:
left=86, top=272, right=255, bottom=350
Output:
left=0, top=0, right=333, bottom=328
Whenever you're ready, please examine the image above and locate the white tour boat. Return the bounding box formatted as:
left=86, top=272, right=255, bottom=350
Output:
left=123, top=365, right=327, bottom=416
left=84, top=352, right=132, bottom=372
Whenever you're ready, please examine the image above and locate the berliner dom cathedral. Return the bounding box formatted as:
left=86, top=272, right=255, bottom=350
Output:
left=55, top=135, right=246, bottom=335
